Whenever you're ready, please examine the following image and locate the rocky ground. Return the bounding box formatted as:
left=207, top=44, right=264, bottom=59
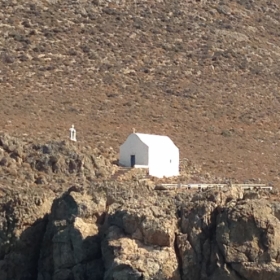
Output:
left=0, top=134, right=279, bottom=280
left=1, top=174, right=280, bottom=280
left=1, top=0, right=280, bottom=185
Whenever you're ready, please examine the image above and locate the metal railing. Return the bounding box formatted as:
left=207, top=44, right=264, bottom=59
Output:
left=155, top=183, right=273, bottom=191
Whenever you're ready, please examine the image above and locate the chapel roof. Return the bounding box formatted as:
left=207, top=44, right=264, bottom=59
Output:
left=134, top=133, right=178, bottom=150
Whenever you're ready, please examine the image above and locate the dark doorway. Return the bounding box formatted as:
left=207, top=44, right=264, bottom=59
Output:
left=130, top=155, right=136, bottom=167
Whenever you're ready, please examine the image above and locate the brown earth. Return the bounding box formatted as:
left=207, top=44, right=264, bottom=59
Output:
left=1, top=0, right=280, bottom=186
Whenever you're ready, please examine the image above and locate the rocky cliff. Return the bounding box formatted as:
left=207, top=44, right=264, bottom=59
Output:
left=0, top=133, right=279, bottom=280
left=1, top=175, right=280, bottom=280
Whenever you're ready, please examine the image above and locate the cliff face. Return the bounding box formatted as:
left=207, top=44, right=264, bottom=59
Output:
left=0, top=187, right=54, bottom=280
left=1, top=183, right=280, bottom=280
left=0, top=133, right=279, bottom=279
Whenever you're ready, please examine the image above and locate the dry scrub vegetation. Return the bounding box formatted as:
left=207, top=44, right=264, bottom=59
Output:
left=1, top=0, right=280, bottom=185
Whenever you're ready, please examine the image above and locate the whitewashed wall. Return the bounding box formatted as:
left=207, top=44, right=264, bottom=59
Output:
left=119, top=134, right=148, bottom=167
left=149, top=145, right=179, bottom=178
left=119, top=133, right=180, bottom=178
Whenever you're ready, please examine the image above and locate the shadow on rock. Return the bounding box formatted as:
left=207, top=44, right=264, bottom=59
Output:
left=0, top=189, right=52, bottom=280
left=37, top=189, right=106, bottom=280
left=0, top=215, right=48, bottom=280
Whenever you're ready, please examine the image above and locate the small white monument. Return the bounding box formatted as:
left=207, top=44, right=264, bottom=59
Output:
left=69, top=124, right=77, bottom=142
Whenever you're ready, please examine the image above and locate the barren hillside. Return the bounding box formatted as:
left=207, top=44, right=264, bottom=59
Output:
left=1, top=0, right=280, bottom=185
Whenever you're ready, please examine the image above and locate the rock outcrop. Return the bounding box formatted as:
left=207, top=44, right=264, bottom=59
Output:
left=0, top=135, right=279, bottom=280
left=1, top=181, right=280, bottom=280
left=102, top=198, right=180, bottom=280
left=0, top=187, right=55, bottom=280
left=216, top=200, right=280, bottom=280
left=0, top=133, right=117, bottom=191
left=37, top=190, right=106, bottom=280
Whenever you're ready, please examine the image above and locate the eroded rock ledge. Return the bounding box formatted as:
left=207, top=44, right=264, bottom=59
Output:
left=0, top=182, right=280, bottom=280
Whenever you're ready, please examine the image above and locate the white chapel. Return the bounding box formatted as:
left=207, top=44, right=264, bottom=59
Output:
left=119, top=132, right=179, bottom=178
